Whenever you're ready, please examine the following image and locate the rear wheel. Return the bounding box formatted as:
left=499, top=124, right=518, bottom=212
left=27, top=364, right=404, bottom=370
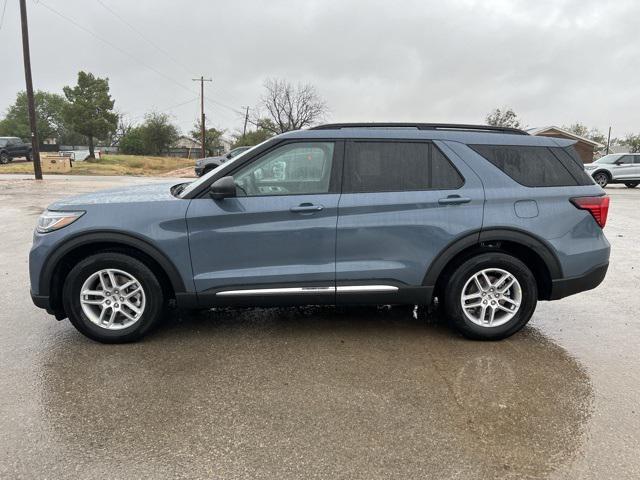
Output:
left=443, top=253, right=537, bottom=340
left=625, top=182, right=638, bottom=188
left=593, top=172, right=609, bottom=188
left=62, top=252, right=165, bottom=343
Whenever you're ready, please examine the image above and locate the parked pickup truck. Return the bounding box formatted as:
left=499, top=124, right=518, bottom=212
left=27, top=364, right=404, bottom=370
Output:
left=0, top=137, right=32, bottom=164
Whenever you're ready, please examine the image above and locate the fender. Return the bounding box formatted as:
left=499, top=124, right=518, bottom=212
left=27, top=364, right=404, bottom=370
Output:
left=422, top=227, right=563, bottom=287
left=39, top=230, right=187, bottom=296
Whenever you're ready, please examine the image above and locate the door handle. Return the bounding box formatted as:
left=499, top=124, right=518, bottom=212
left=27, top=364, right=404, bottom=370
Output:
left=290, top=203, right=324, bottom=213
left=438, top=195, right=471, bottom=205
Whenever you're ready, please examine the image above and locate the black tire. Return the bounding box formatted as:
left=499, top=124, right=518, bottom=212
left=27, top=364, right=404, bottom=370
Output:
left=0, top=152, right=9, bottom=164
left=203, top=165, right=216, bottom=176
left=625, top=182, right=638, bottom=188
left=62, top=252, right=165, bottom=343
left=593, top=172, right=609, bottom=188
left=443, top=253, right=538, bottom=340
left=26, top=150, right=33, bottom=162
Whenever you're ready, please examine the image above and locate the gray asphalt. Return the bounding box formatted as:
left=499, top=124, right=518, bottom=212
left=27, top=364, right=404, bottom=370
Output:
left=0, top=174, right=639, bottom=479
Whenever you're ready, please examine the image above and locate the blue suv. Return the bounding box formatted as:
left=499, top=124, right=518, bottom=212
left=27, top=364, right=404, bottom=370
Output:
left=30, top=123, right=610, bottom=343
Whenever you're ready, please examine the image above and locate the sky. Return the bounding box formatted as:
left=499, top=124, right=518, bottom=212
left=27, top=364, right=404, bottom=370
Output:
left=1, top=0, right=639, bottom=140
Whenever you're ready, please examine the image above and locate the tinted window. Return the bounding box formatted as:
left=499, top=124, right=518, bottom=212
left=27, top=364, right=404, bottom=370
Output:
left=343, top=142, right=463, bottom=193
left=551, top=148, right=594, bottom=186
left=234, top=142, right=334, bottom=196
left=635, top=156, right=640, bottom=164
left=618, top=155, right=633, bottom=164
left=470, top=145, right=580, bottom=187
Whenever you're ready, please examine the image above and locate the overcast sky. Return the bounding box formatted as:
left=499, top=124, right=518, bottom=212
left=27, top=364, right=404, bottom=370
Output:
left=1, top=0, right=638, bottom=139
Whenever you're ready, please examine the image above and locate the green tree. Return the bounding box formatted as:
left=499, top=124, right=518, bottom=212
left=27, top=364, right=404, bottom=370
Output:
left=190, top=120, right=224, bottom=156
left=63, top=72, right=118, bottom=158
left=623, top=134, right=640, bottom=153
left=119, top=126, right=145, bottom=155
left=563, top=123, right=607, bottom=152
left=139, top=112, right=179, bottom=155
left=0, top=91, right=68, bottom=145
left=232, top=125, right=274, bottom=148
left=486, top=107, right=523, bottom=129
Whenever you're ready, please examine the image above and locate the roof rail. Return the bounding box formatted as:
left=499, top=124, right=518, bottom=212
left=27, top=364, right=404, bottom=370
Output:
left=309, top=123, right=529, bottom=135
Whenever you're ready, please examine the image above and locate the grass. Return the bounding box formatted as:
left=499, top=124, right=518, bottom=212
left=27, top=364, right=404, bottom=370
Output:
left=0, top=154, right=195, bottom=176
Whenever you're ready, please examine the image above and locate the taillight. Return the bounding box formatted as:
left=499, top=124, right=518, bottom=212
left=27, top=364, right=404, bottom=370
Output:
left=571, top=195, right=610, bottom=228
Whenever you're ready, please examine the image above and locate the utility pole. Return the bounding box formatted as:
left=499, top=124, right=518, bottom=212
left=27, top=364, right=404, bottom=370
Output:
left=606, top=126, right=612, bottom=155
left=19, top=0, right=42, bottom=180
left=192, top=76, right=212, bottom=158
left=242, top=106, right=250, bottom=137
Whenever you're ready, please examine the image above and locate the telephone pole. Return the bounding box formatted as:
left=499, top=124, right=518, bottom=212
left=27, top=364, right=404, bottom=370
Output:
left=192, top=76, right=212, bottom=158
left=606, top=126, right=612, bottom=155
left=242, top=106, right=250, bottom=137
left=19, top=0, right=42, bottom=180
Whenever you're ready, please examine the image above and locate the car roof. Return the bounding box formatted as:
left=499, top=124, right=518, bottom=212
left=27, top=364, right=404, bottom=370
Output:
left=277, top=126, right=575, bottom=148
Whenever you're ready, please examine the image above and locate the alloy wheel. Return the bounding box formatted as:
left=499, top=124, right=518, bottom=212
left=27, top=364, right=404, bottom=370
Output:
left=79, top=268, right=146, bottom=330
left=460, top=268, right=522, bottom=328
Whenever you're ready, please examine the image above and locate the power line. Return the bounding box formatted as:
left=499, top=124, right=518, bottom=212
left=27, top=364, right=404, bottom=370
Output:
left=37, top=0, right=249, bottom=128
left=37, top=0, right=196, bottom=96
left=94, top=0, right=193, bottom=75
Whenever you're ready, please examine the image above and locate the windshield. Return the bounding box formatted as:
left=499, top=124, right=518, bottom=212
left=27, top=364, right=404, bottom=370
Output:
left=178, top=141, right=266, bottom=198
left=594, top=154, right=622, bottom=164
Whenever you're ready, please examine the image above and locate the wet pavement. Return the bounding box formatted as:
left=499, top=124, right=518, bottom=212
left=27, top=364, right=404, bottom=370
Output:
left=0, top=174, right=638, bottom=479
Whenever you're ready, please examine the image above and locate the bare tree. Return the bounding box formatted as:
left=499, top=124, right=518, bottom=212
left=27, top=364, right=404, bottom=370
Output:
left=257, top=78, right=327, bottom=134
left=486, top=107, right=523, bottom=129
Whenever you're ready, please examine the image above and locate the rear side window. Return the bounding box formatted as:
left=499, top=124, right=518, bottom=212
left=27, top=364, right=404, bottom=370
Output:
left=551, top=147, right=594, bottom=186
left=343, top=141, right=463, bottom=193
left=470, top=145, right=584, bottom=187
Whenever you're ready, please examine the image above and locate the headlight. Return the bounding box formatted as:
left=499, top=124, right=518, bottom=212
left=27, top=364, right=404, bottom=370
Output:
left=37, top=210, right=84, bottom=233
left=195, top=160, right=203, bottom=166
left=584, top=165, right=596, bottom=170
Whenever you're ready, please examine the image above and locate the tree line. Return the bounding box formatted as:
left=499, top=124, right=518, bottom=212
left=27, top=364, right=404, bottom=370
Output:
left=486, top=107, right=640, bottom=153
left=0, top=73, right=328, bottom=159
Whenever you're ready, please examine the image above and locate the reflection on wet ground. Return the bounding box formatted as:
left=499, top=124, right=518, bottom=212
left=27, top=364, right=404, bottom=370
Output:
left=26, top=307, right=592, bottom=479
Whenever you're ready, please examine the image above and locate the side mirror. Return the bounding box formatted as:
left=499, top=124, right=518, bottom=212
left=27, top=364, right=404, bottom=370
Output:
left=209, top=176, right=236, bottom=200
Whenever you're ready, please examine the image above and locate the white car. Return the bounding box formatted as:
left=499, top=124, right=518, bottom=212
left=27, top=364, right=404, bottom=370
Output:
left=584, top=153, right=640, bottom=188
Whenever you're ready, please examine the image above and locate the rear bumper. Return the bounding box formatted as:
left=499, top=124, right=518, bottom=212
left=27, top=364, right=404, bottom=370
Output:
left=549, top=262, right=608, bottom=300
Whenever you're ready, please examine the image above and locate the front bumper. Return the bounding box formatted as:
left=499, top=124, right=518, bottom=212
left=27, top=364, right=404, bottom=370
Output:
left=195, top=166, right=204, bottom=176
left=549, top=262, right=608, bottom=300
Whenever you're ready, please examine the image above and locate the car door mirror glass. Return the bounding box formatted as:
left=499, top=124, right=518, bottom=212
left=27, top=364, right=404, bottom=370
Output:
left=209, top=176, right=237, bottom=200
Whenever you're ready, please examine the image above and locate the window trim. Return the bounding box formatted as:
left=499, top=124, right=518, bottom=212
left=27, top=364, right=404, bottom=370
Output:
left=341, top=139, right=465, bottom=194
left=222, top=139, right=344, bottom=199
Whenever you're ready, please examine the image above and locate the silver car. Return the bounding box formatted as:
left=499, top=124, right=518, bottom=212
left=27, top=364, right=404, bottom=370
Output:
left=584, top=153, right=640, bottom=188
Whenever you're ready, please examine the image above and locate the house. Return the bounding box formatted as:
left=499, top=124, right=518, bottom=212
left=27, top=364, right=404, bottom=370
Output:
left=527, top=126, right=604, bottom=164
left=174, top=136, right=201, bottom=149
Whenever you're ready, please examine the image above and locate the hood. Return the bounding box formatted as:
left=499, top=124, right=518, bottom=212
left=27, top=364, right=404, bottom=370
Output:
left=49, top=181, right=181, bottom=209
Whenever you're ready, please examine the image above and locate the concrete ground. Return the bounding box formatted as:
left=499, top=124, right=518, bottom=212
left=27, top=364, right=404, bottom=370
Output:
left=0, top=174, right=638, bottom=479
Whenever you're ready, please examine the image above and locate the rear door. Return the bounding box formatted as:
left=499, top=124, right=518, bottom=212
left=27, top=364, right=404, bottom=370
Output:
left=612, top=155, right=635, bottom=180
left=335, top=140, right=484, bottom=304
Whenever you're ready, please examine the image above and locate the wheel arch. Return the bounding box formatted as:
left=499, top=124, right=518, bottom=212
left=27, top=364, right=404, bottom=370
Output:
left=41, top=231, right=186, bottom=314
left=424, top=228, right=562, bottom=301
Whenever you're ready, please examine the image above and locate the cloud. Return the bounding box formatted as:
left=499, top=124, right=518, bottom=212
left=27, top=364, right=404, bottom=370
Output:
left=1, top=0, right=638, bottom=136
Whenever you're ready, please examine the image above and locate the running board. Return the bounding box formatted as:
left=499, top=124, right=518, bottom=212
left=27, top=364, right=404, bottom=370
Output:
left=215, top=285, right=398, bottom=297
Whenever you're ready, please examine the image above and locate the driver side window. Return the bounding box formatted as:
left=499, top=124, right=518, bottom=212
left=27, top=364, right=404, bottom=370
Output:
left=234, top=142, right=335, bottom=196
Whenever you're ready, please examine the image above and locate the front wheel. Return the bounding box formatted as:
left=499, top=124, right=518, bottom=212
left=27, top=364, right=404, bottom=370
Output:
left=62, top=252, right=165, bottom=343
left=26, top=150, right=33, bottom=161
left=625, top=182, right=638, bottom=188
left=0, top=152, right=10, bottom=164
left=593, top=172, right=609, bottom=188
left=443, top=253, right=538, bottom=340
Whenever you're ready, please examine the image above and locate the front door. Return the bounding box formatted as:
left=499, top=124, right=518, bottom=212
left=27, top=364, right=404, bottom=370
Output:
left=186, top=141, right=341, bottom=305
left=335, top=140, right=484, bottom=304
